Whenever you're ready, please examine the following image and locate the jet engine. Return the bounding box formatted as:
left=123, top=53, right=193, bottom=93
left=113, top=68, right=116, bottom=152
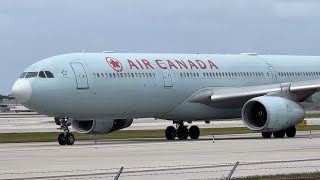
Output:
left=72, top=119, right=133, bottom=134
left=242, top=96, right=304, bottom=132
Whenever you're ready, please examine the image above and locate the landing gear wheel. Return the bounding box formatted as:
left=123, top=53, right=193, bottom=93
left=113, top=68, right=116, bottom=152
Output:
left=273, top=130, right=285, bottom=138
left=189, top=126, right=200, bottom=139
left=58, top=133, right=66, bottom=145
left=286, top=126, right=296, bottom=138
left=177, top=126, right=188, bottom=140
left=165, top=126, right=176, bottom=140
left=65, top=133, right=75, bottom=145
left=261, top=132, right=272, bottom=138
left=57, top=117, right=75, bottom=145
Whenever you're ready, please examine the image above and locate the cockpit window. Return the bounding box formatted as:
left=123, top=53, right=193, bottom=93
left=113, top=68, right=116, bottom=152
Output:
left=25, top=72, right=38, bottom=78
left=20, top=72, right=27, bottom=78
left=45, top=71, right=54, bottom=78
left=38, top=71, right=46, bottom=78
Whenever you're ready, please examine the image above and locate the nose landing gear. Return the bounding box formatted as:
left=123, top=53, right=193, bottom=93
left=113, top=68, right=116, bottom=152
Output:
left=165, top=121, right=200, bottom=140
left=57, top=118, right=75, bottom=145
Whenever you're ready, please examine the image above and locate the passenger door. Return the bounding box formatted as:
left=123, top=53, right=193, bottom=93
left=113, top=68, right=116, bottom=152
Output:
left=158, top=62, right=173, bottom=87
left=70, top=62, right=89, bottom=89
left=267, top=65, right=278, bottom=84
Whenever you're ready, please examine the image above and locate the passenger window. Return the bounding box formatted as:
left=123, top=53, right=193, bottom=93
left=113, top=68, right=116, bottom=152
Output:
left=97, top=73, right=100, bottom=78
left=101, top=73, right=104, bottom=77
left=105, top=73, right=108, bottom=78
left=25, top=72, right=38, bottom=78
left=20, top=72, right=27, bottom=78
left=38, top=71, right=46, bottom=78
left=45, top=71, right=54, bottom=78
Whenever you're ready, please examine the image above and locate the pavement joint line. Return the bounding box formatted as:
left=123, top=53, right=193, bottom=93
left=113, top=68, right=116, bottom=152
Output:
left=2, top=158, right=320, bottom=180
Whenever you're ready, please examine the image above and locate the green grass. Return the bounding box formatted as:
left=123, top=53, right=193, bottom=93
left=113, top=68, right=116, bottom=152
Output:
left=0, top=125, right=319, bottom=143
left=233, top=172, right=320, bottom=180
left=305, top=111, right=320, bottom=118
left=305, top=113, right=320, bottom=118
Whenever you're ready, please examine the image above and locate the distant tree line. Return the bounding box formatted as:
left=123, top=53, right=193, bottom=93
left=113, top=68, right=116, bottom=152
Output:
left=0, top=94, right=14, bottom=100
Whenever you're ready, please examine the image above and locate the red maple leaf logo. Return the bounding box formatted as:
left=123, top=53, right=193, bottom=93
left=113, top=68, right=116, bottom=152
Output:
left=106, top=57, right=123, bottom=72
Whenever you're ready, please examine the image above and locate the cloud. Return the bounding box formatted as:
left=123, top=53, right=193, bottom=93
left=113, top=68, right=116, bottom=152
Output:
left=273, top=0, right=320, bottom=21
left=0, top=0, right=320, bottom=94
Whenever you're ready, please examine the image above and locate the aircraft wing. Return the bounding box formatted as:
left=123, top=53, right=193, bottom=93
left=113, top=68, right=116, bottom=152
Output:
left=188, top=79, right=320, bottom=108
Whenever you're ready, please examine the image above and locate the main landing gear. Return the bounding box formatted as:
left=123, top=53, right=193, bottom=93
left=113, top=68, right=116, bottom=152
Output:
left=57, top=118, right=75, bottom=145
left=261, top=126, right=296, bottom=139
left=165, top=121, right=200, bottom=140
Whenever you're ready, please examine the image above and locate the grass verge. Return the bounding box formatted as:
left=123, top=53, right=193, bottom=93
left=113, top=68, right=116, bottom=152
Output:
left=306, top=113, right=320, bottom=118
left=0, top=125, right=320, bottom=143
left=233, top=172, right=320, bottom=180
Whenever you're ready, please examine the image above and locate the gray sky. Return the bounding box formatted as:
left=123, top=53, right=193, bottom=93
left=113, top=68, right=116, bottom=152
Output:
left=1, top=0, right=320, bottom=94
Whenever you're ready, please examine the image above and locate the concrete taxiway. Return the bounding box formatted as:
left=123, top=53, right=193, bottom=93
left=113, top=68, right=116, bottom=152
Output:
left=0, top=113, right=320, bottom=133
left=0, top=113, right=245, bottom=133
left=1, top=131, right=320, bottom=180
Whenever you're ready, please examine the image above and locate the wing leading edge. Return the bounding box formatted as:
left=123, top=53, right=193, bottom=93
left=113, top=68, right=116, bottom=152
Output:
left=188, top=79, right=320, bottom=108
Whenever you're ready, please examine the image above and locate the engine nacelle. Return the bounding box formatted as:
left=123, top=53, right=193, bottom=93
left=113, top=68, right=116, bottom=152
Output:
left=242, top=96, right=305, bottom=132
left=72, top=119, right=133, bottom=134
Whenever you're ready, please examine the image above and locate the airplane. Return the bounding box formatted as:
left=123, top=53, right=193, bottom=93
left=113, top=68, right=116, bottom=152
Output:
left=11, top=52, right=320, bottom=145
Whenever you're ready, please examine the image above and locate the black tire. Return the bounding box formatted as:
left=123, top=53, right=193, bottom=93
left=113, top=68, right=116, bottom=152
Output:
left=165, top=126, right=176, bottom=140
left=54, top=118, right=61, bottom=125
left=189, top=126, right=200, bottom=139
left=273, top=130, right=285, bottom=138
left=286, top=126, right=296, bottom=138
left=177, top=126, right=188, bottom=140
left=58, top=133, right=66, bottom=145
left=65, top=133, right=75, bottom=145
left=262, top=132, right=272, bottom=138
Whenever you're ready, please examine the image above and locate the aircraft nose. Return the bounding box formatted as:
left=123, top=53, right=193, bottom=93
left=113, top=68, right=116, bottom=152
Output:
left=12, top=79, right=32, bottom=103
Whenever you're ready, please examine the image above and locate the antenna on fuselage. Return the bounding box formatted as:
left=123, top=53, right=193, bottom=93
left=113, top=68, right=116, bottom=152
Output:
left=102, top=51, right=115, bottom=53
left=240, top=52, right=258, bottom=56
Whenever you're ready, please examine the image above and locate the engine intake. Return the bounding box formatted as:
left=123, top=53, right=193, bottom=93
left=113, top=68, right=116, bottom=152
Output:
left=242, top=96, right=304, bottom=132
left=72, top=119, right=133, bottom=134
